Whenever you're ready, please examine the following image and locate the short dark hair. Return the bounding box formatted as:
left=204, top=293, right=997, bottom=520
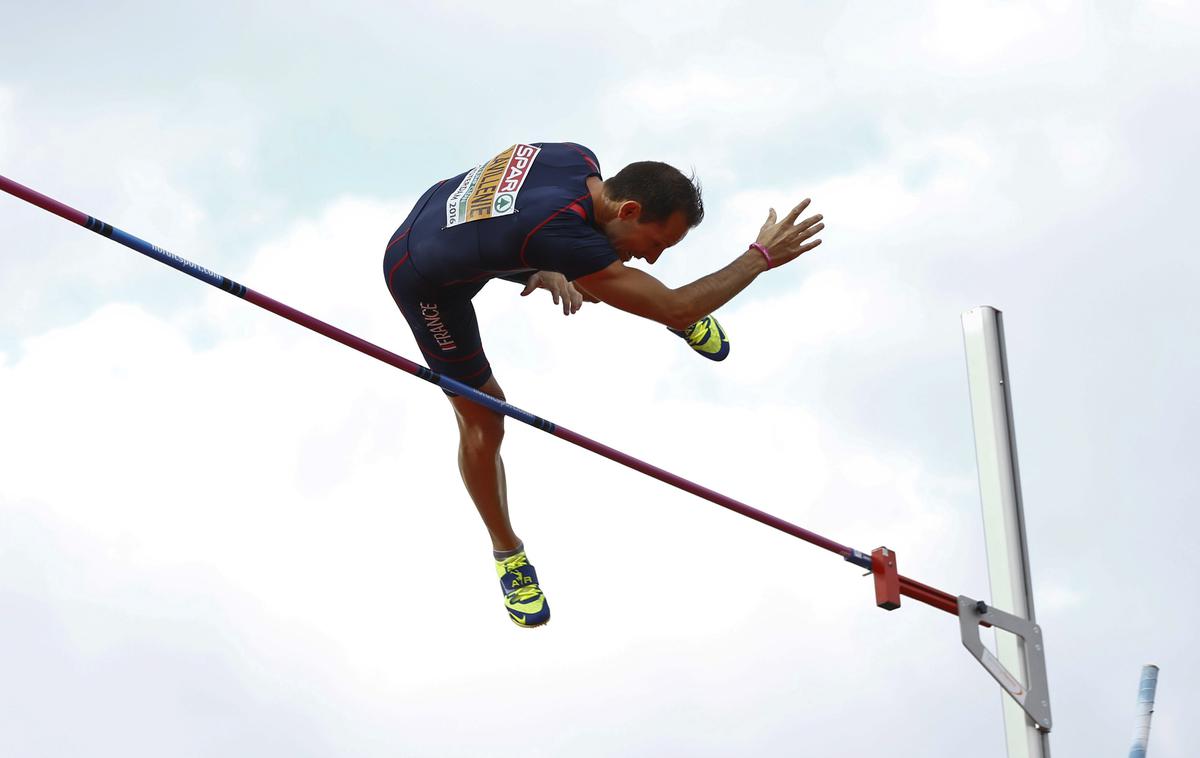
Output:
left=604, top=161, right=704, bottom=227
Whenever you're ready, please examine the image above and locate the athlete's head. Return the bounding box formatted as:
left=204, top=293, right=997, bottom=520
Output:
left=599, top=161, right=704, bottom=264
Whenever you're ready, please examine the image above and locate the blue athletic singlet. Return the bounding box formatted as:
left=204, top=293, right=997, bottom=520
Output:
left=383, top=142, right=619, bottom=390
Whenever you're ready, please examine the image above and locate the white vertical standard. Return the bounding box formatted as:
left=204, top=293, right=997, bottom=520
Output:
left=1129, top=664, right=1160, bottom=758
left=962, top=306, right=1052, bottom=758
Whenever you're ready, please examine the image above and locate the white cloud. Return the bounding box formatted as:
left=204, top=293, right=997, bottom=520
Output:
left=609, top=67, right=831, bottom=140
left=922, top=0, right=1086, bottom=69
left=1036, top=583, right=1084, bottom=613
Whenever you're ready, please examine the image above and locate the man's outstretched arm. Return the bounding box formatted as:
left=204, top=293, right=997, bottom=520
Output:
left=575, top=252, right=764, bottom=329
left=576, top=199, right=825, bottom=330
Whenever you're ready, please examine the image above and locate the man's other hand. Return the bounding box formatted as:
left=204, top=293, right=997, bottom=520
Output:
left=520, top=271, right=585, bottom=315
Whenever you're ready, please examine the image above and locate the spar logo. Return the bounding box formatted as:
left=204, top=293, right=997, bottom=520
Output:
left=490, top=143, right=539, bottom=214
left=497, top=144, right=539, bottom=194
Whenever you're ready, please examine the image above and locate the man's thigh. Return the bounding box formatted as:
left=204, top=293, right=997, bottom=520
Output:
left=387, top=263, right=494, bottom=390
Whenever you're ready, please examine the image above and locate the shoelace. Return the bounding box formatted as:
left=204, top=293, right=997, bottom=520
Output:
left=502, top=553, right=528, bottom=570
left=510, top=584, right=543, bottom=603
left=500, top=554, right=543, bottom=602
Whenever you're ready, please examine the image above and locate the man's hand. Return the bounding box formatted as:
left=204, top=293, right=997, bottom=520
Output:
left=755, top=199, right=824, bottom=268
left=520, top=271, right=585, bottom=315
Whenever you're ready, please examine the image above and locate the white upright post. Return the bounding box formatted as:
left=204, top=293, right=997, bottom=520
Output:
left=1129, top=665, right=1160, bottom=758
left=962, top=306, right=1051, bottom=758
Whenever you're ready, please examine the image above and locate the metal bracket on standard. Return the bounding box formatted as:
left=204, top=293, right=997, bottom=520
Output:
left=957, top=595, right=1053, bottom=732
left=871, top=547, right=900, bottom=610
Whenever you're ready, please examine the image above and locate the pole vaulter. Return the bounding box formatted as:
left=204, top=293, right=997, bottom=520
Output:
left=0, top=173, right=1053, bottom=736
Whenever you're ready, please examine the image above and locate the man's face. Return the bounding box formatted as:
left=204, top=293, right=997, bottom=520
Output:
left=602, top=204, right=690, bottom=264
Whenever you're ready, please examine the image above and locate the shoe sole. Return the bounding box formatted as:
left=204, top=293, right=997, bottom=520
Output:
left=508, top=612, right=551, bottom=628
left=510, top=619, right=550, bottom=628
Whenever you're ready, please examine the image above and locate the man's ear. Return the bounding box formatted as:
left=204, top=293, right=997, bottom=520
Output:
left=617, top=200, right=642, bottom=221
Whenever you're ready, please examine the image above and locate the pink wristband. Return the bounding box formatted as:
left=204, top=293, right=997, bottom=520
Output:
left=749, top=242, right=773, bottom=269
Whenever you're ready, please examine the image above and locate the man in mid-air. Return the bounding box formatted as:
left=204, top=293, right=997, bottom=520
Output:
left=383, top=142, right=824, bottom=628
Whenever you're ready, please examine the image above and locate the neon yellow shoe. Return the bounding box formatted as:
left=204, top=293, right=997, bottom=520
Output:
left=669, top=314, right=730, bottom=361
left=495, top=551, right=551, bottom=628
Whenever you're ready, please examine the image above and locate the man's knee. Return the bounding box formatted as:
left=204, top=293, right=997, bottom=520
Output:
left=458, top=410, right=505, bottom=454
left=451, top=376, right=506, bottom=453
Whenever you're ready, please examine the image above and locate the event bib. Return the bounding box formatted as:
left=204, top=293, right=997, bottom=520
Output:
left=445, top=144, right=542, bottom=228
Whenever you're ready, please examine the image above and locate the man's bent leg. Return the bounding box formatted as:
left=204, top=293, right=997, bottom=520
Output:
left=448, top=375, right=551, bottom=627
left=448, top=375, right=520, bottom=553
left=384, top=230, right=546, bottom=625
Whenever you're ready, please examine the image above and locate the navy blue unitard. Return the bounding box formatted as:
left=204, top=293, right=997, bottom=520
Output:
left=383, top=142, right=619, bottom=389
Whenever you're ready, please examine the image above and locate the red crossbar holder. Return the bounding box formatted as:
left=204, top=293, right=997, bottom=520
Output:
left=871, top=547, right=901, bottom=610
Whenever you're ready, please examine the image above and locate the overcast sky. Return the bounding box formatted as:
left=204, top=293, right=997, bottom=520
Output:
left=2, top=1, right=1197, bottom=756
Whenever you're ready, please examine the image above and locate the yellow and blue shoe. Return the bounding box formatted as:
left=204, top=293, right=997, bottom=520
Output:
left=495, top=551, right=551, bottom=628
left=669, top=314, right=730, bottom=361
